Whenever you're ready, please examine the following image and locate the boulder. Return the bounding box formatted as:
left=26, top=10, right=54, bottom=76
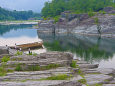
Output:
left=85, top=74, right=113, bottom=85
left=97, top=68, right=115, bottom=75
left=103, top=7, right=114, bottom=13
left=0, top=46, right=9, bottom=55
left=39, top=52, right=73, bottom=61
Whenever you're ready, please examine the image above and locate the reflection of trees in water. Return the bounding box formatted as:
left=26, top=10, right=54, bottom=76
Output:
left=41, top=33, right=115, bottom=63
left=0, top=24, right=33, bottom=36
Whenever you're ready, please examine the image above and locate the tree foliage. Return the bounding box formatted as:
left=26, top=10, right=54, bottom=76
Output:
left=42, top=0, right=115, bottom=17
left=0, top=7, right=41, bottom=20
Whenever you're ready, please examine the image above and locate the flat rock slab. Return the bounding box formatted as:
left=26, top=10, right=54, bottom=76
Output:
left=76, top=61, right=89, bottom=64
left=0, top=79, right=81, bottom=86
left=81, top=69, right=101, bottom=74
left=97, top=68, right=115, bottom=75
left=103, top=84, right=115, bottom=86
left=85, top=74, right=113, bottom=85
left=109, top=79, right=115, bottom=84
left=1, top=67, right=73, bottom=81
left=78, top=64, right=99, bottom=69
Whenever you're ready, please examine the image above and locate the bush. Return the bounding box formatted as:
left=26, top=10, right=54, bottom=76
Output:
left=15, top=51, right=23, bottom=56
left=1, top=56, right=10, bottom=62
left=15, top=64, right=23, bottom=71
left=94, top=17, right=99, bottom=24
left=70, top=60, right=76, bottom=68
left=53, top=15, right=60, bottom=23
left=99, top=11, right=106, bottom=14
left=88, top=12, right=95, bottom=17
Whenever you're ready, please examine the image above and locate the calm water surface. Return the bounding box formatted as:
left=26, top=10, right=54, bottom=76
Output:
left=0, top=24, right=45, bottom=54
left=0, top=24, right=115, bottom=69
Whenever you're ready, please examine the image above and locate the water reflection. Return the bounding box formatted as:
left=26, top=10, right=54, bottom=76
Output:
left=0, top=24, right=33, bottom=36
left=38, top=32, right=115, bottom=68
left=0, top=24, right=41, bottom=46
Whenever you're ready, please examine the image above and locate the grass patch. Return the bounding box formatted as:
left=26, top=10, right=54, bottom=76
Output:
left=0, top=67, right=7, bottom=76
left=87, top=72, right=101, bottom=74
left=78, top=79, right=87, bottom=84
left=70, top=60, right=76, bottom=68
left=33, top=53, right=37, bottom=56
left=94, top=83, right=103, bottom=86
left=15, top=51, right=23, bottom=56
left=40, top=74, right=72, bottom=80
left=41, top=64, right=60, bottom=70
left=27, top=52, right=37, bottom=56
left=15, top=64, right=60, bottom=71
left=1, top=56, right=10, bottom=62
left=28, top=65, right=40, bottom=71
left=15, top=64, right=23, bottom=71
left=28, top=64, right=60, bottom=71
left=11, top=58, right=23, bottom=61
left=7, top=69, right=14, bottom=73
left=20, top=74, right=72, bottom=82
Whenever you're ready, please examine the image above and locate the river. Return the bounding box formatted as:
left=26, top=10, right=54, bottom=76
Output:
left=0, top=24, right=115, bottom=69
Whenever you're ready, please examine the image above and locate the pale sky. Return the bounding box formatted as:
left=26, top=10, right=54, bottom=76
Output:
left=0, top=0, right=51, bottom=13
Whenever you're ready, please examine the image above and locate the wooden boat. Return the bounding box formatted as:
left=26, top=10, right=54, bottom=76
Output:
left=10, top=42, right=43, bottom=50
left=17, top=42, right=43, bottom=50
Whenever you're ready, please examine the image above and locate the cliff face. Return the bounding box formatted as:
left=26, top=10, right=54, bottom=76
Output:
left=72, top=14, right=115, bottom=36
left=56, top=7, right=115, bottom=37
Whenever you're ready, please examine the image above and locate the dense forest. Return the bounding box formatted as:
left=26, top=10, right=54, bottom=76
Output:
left=0, top=7, right=41, bottom=20
left=42, top=0, right=115, bottom=17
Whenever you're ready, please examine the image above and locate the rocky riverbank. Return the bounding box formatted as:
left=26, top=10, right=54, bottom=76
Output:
left=38, top=7, right=115, bottom=38
left=0, top=47, right=115, bottom=86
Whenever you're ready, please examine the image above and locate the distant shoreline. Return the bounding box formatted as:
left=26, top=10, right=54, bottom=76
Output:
left=0, top=20, right=39, bottom=25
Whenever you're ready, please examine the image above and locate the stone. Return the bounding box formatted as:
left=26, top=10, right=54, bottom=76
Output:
left=85, top=74, right=113, bottom=85
left=0, top=46, right=9, bottom=54
left=109, top=79, right=115, bottom=84
left=7, top=52, right=73, bottom=67
left=103, top=84, right=115, bottom=86
left=82, top=69, right=101, bottom=74
left=103, top=7, right=114, bottom=13
left=97, top=68, right=115, bottom=75
left=76, top=61, right=90, bottom=64
left=78, top=64, right=99, bottom=69
left=39, top=52, right=73, bottom=61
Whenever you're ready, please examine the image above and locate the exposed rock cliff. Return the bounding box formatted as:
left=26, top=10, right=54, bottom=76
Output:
left=72, top=14, right=115, bottom=37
